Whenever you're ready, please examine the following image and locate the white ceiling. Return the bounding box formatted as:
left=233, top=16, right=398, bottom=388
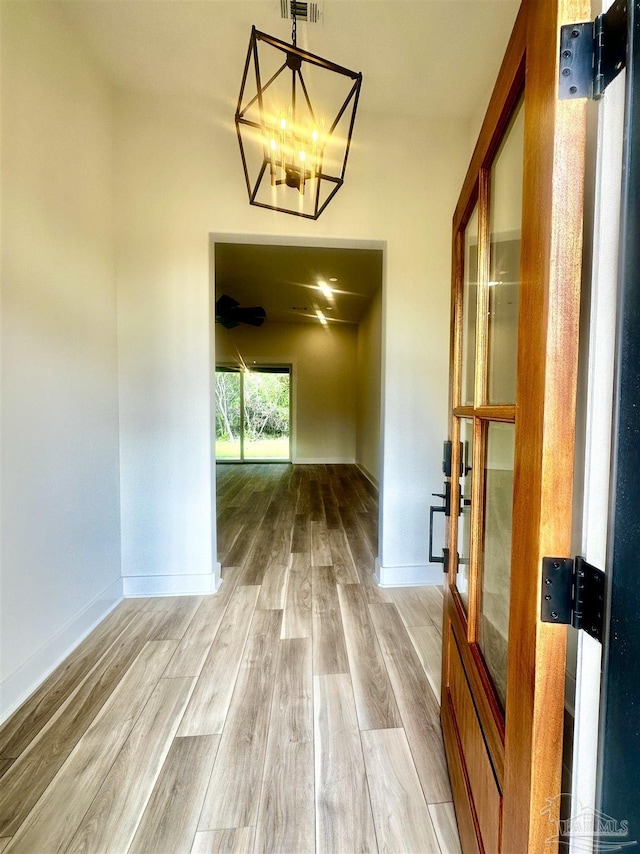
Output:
left=60, top=0, right=519, bottom=121
left=59, top=0, right=519, bottom=327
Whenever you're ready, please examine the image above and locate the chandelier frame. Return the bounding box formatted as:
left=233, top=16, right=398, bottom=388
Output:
left=235, top=25, right=363, bottom=220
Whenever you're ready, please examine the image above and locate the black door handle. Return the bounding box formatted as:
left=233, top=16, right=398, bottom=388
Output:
left=429, top=504, right=446, bottom=563
left=432, top=481, right=451, bottom=516
left=429, top=481, right=451, bottom=566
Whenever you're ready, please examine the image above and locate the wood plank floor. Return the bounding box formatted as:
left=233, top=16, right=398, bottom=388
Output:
left=0, top=463, right=461, bottom=854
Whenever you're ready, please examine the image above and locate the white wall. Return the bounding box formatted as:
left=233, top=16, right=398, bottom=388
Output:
left=356, top=287, right=382, bottom=485
left=1, top=3, right=122, bottom=720
left=115, top=86, right=468, bottom=590
left=216, top=322, right=358, bottom=463
left=115, top=95, right=218, bottom=597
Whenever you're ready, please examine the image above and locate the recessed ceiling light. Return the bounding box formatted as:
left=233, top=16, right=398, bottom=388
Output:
left=316, top=309, right=328, bottom=326
left=318, top=281, right=333, bottom=300
left=329, top=277, right=338, bottom=282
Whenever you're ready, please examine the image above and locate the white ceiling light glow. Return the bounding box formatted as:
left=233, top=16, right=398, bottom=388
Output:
left=318, top=281, right=333, bottom=299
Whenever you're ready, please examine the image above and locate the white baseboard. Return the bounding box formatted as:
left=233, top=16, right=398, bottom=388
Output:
left=293, top=457, right=356, bottom=465
left=123, top=565, right=222, bottom=598
left=355, top=463, right=379, bottom=491
left=0, top=576, right=123, bottom=725
left=374, top=558, right=444, bottom=587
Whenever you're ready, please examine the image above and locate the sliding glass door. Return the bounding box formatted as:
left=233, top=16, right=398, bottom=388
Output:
left=242, top=368, right=290, bottom=460
left=215, top=365, right=291, bottom=462
left=215, top=369, right=242, bottom=459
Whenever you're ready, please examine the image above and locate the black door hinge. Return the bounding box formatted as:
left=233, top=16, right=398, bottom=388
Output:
left=559, top=0, right=627, bottom=100
left=541, top=556, right=605, bottom=642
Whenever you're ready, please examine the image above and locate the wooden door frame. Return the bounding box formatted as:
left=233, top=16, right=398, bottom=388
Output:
left=441, top=1, right=589, bottom=851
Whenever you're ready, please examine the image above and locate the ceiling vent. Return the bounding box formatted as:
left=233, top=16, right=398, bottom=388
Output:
left=280, top=1, right=323, bottom=24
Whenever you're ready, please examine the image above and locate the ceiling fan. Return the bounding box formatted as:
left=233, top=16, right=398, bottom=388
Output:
left=215, top=294, right=266, bottom=329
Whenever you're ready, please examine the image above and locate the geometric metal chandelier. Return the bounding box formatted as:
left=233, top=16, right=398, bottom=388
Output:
left=235, top=7, right=362, bottom=219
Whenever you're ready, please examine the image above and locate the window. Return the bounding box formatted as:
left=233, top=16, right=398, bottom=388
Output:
left=215, top=365, right=291, bottom=461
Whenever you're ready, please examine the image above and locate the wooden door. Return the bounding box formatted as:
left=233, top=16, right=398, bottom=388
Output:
left=440, top=1, right=589, bottom=852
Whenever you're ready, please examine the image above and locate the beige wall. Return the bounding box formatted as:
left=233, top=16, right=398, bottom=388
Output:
left=216, top=322, right=358, bottom=462
left=356, top=287, right=382, bottom=485
left=1, top=3, right=121, bottom=720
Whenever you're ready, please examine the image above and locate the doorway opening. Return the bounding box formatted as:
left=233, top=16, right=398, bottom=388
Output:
left=215, top=364, right=292, bottom=462
left=210, top=233, right=386, bottom=574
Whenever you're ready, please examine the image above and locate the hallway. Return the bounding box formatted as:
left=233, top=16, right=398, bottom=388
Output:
left=0, top=464, right=460, bottom=853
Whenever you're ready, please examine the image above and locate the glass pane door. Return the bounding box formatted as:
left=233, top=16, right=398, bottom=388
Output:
left=442, top=3, right=589, bottom=848
left=479, top=421, right=515, bottom=710
left=486, top=100, right=524, bottom=405
left=474, top=96, right=524, bottom=707
left=448, top=93, right=524, bottom=713
left=215, top=366, right=291, bottom=462
left=215, top=369, right=242, bottom=460
left=461, top=206, right=480, bottom=407
left=243, top=369, right=290, bottom=460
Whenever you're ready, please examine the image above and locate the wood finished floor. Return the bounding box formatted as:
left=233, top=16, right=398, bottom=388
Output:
left=0, top=464, right=461, bottom=854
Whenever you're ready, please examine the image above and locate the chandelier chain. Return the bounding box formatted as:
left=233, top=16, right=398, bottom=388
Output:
left=291, top=2, right=297, bottom=47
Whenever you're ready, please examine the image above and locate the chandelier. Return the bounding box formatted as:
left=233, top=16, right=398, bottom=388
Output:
left=235, top=6, right=363, bottom=220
